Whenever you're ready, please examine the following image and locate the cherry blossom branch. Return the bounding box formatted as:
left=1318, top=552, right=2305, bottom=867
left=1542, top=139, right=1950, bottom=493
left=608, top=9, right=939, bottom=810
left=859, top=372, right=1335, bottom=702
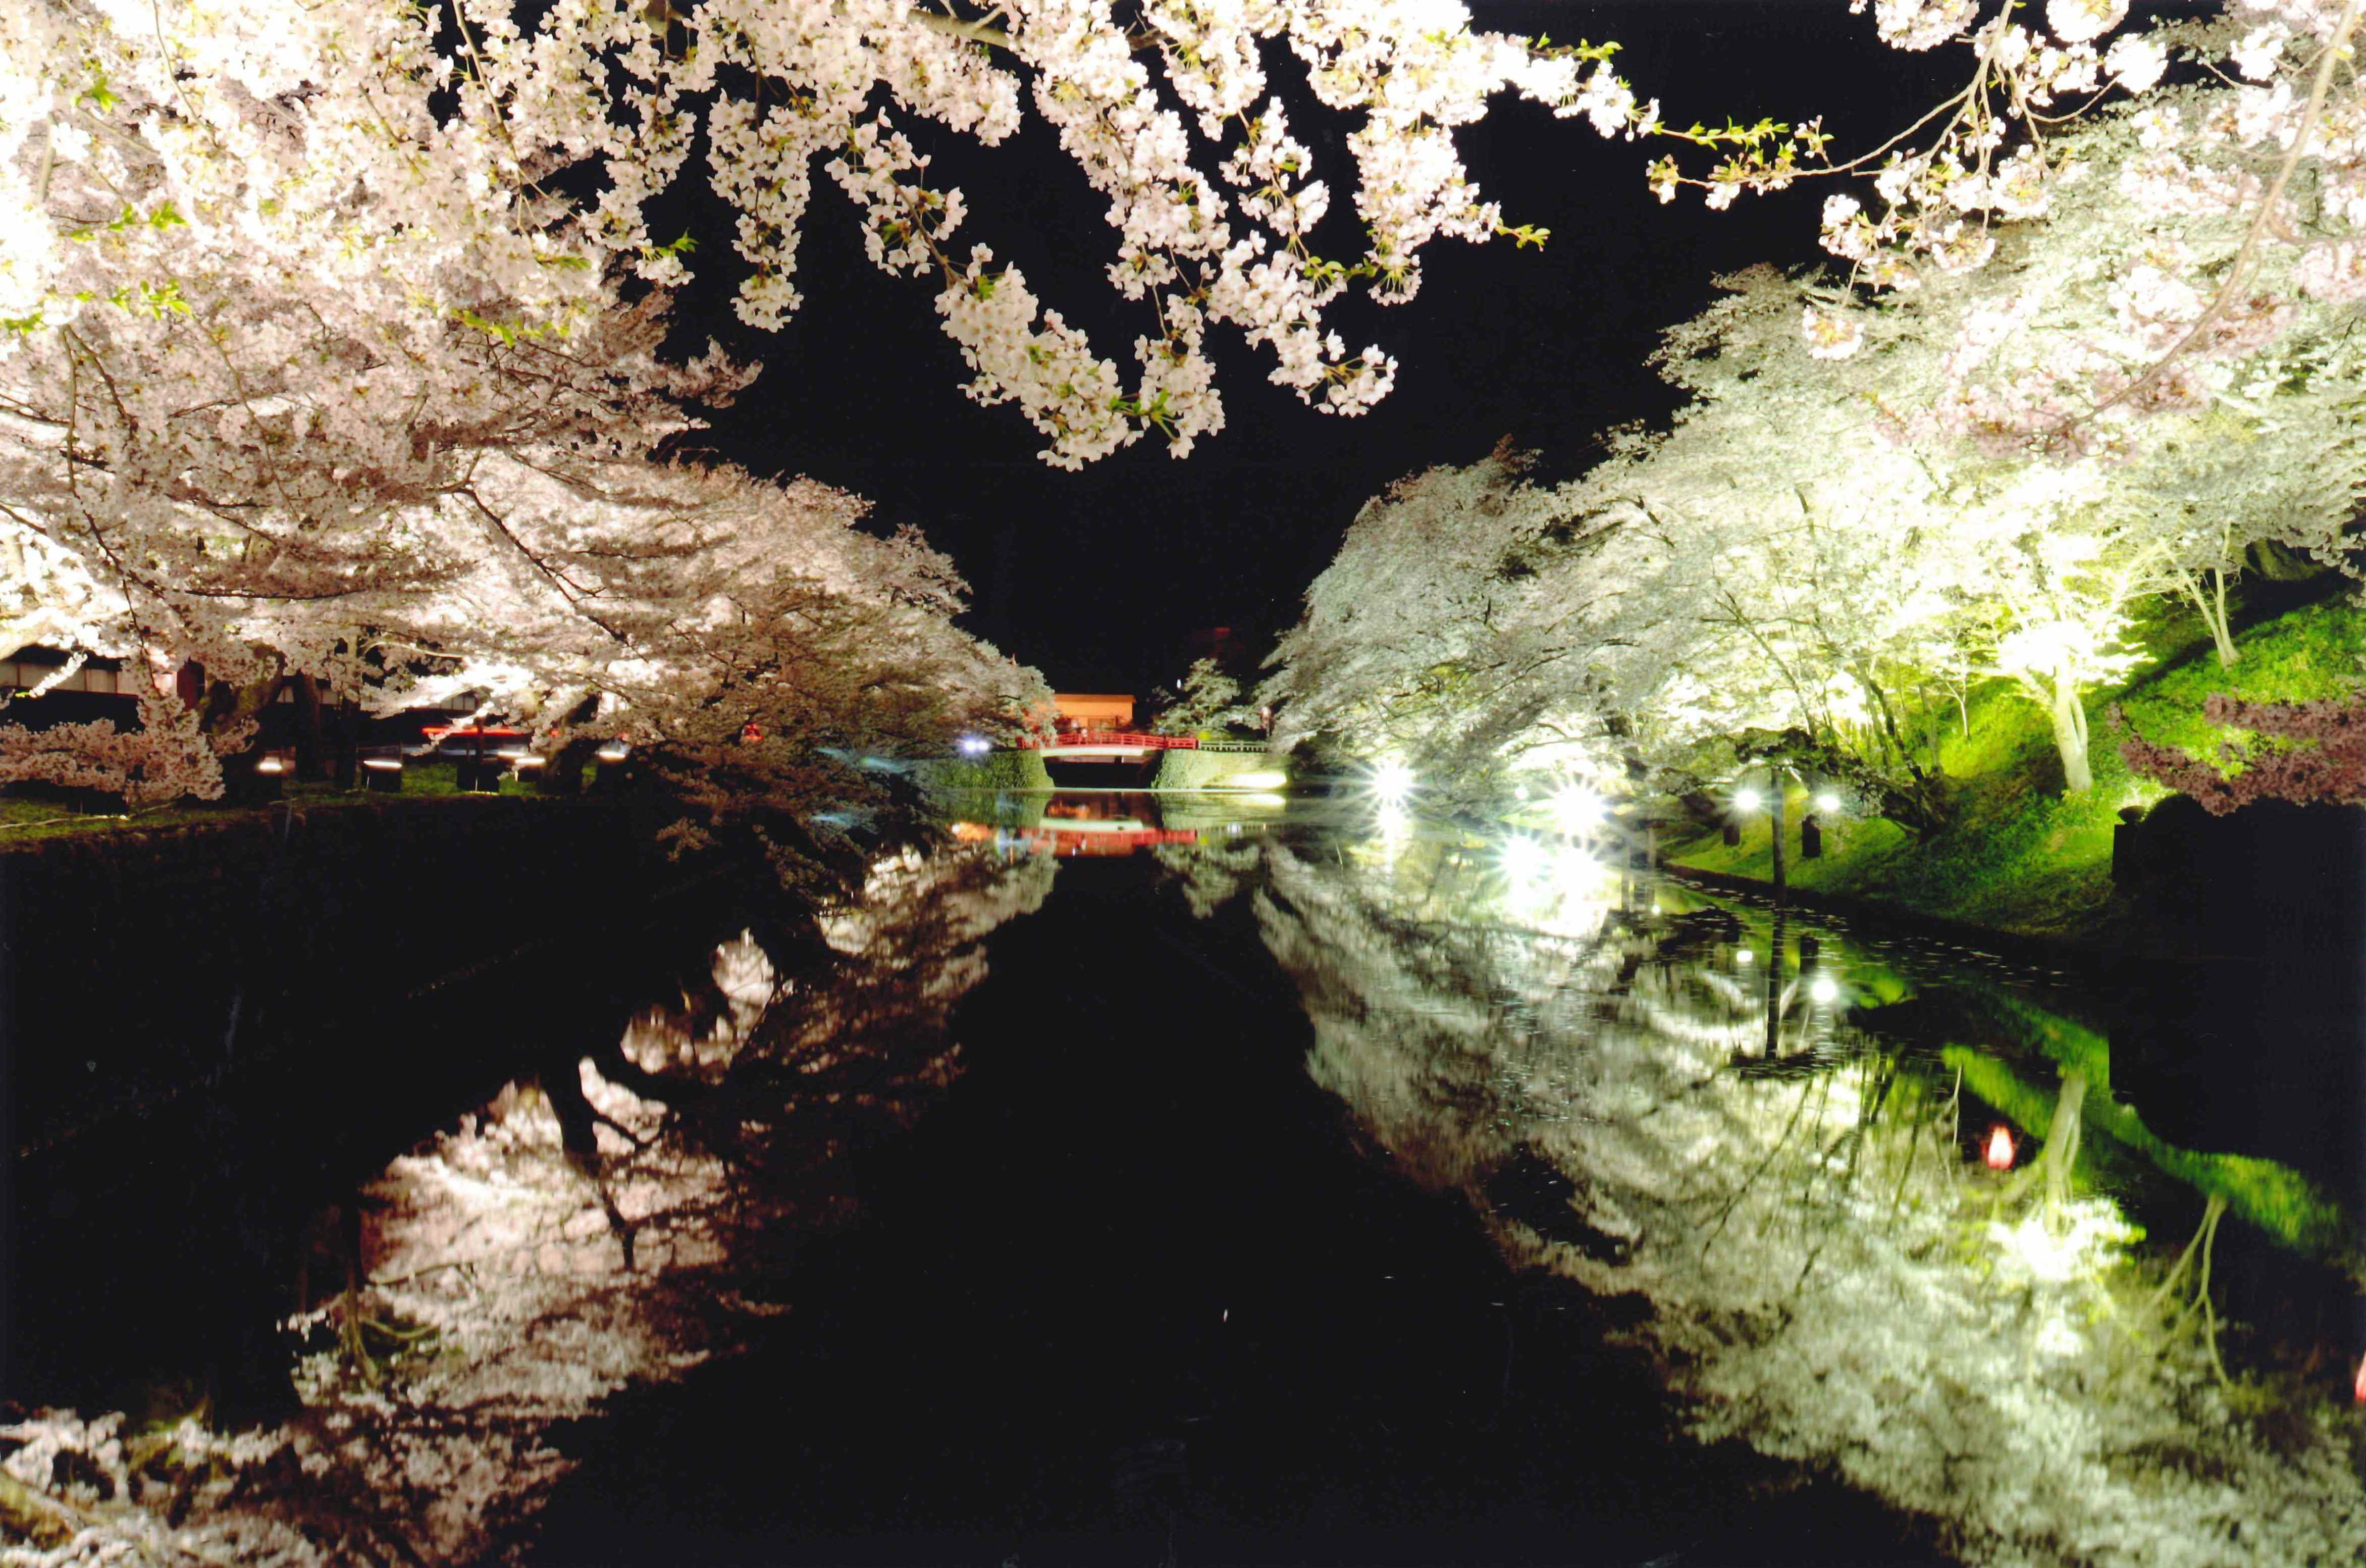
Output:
left=2065, top=0, right=2364, bottom=436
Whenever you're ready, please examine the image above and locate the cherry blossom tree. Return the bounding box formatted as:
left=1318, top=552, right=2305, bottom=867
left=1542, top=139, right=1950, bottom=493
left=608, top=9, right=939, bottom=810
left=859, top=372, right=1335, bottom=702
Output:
left=345, top=450, right=1049, bottom=869
left=1268, top=119, right=2366, bottom=810
left=0, top=0, right=1655, bottom=479
left=0, top=0, right=1658, bottom=804
left=1654, top=0, right=2366, bottom=466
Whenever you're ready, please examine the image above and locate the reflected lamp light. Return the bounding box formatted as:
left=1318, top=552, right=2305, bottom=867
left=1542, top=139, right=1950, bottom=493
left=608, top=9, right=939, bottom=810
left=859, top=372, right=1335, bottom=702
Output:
left=1984, top=1125, right=2017, bottom=1171
left=1499, top=833, right=1549, bottom=884
left=1551, top=785, right=1603, bottom=832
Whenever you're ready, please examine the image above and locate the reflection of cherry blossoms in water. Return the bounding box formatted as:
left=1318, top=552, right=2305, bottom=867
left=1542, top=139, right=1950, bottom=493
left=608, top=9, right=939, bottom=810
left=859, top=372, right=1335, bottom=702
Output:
left=0, top=848, right=1054, bottom=1567
left=1242, top=838, right=2366, bottom=1568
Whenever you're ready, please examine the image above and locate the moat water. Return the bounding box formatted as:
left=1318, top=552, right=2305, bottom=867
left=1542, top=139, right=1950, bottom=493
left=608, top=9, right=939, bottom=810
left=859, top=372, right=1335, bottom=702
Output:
left=9, top=792, right=2362, bottom=1565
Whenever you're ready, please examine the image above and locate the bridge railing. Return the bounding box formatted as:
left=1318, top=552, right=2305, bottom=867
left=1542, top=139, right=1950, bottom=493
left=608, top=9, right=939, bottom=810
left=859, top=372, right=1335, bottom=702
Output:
left=1019, top=730, right=1198, bottom=750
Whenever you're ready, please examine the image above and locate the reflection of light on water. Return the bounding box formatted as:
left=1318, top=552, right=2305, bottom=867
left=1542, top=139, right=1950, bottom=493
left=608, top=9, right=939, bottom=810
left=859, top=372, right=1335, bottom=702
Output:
left=1256, top=841, right=2366, bottom=1562
left=1984, top=1123, right=2017, bottom=1171
left=1490, top=835, right=1621, bottom=940
left=1986, top=1204, right=2138, bottom=1288
left=1370, top=759, right=1415, bottom=804
left=1550, top=786, right=1602, bottom=833
left=1499, top=833, right=1549, bottom=886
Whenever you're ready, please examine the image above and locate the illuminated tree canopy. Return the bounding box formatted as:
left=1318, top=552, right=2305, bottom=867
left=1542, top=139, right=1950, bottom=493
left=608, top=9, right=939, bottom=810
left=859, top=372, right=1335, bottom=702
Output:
left=1270, top=53, right=2366, bottom=810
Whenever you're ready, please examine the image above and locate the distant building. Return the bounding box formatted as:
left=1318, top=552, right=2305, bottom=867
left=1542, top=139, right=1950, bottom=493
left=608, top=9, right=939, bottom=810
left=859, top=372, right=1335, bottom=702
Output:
left=1052, top=693, right=1134, bottom=731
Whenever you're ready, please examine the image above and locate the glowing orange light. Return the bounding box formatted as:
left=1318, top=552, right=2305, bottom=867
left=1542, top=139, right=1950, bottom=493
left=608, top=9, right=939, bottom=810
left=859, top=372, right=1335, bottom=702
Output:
left=2354, top=1352, right=2366, bottom=1404
left=1983, top=1125, right=2016, bottom=1171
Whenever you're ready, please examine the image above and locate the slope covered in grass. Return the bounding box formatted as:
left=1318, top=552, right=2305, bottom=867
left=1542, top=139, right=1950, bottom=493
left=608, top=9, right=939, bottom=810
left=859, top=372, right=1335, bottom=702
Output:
left=1666, top=593, right=2366, bottom=941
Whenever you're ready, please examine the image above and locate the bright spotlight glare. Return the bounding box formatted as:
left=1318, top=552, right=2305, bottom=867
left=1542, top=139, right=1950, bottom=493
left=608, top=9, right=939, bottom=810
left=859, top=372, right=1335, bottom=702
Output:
left=1736, top=949, right=1754, bottom=965
left=1733, top=787, right=1763, bottom=812
left=1500, top=833, right=1549, bottom=883
left=1808, top=974, right=1839, bottom=1004
left=1371, top=759, right=1415, bottom=804
left=1814, top=791, right=1841, bottom=814
left=956, top=734, right=991, bottom=758
left=1552, top=786, right=1603, bottom=831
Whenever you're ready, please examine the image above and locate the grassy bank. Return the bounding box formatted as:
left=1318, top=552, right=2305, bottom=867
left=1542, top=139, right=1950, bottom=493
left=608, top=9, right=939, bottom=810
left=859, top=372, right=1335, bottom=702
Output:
left=0, top=760, right=602, bottom=850
left=1151, top=747, right=1285, bottom=790
left=916, top=748, right=1054, bottom=793
left=1665, top=593, right=2366, bottom=942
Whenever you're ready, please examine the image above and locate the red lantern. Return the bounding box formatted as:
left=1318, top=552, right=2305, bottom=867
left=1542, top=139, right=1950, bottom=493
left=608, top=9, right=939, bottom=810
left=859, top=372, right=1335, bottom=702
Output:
left=1983, top=1124, right=2016, bottom=1171
left=740, top=721, right=763, bottom=744
left=2353, top=1352, right=2365, bottom=1405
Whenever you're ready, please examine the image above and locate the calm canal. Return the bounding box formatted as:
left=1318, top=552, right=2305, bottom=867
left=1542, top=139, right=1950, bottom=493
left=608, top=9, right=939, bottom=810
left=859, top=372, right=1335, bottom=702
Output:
left=9, top=792, right=2363, bottom=1565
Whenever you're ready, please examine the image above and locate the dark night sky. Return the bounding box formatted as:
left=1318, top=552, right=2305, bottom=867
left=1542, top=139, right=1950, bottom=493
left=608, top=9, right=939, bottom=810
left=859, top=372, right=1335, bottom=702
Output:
left=659, top=2, right=1971, bottom=692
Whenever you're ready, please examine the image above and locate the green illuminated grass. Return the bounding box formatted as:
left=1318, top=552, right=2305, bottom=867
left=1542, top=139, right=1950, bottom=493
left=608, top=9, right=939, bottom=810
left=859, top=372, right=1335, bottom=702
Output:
left=1668, top=594, right=2366, bottom=941
left=1947, top=1047, right=2350, bottom=1260
left=0, top=762, right=574, bottom=849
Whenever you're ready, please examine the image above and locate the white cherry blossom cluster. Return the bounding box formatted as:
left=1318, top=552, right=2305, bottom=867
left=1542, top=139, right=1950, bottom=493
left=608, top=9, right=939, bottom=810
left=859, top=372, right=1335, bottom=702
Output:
left=1753, top=0, right=2366, bottom=453
left=0, top=0, right=1652, bottom=535
left=605, top=0, right=1646, bottom=465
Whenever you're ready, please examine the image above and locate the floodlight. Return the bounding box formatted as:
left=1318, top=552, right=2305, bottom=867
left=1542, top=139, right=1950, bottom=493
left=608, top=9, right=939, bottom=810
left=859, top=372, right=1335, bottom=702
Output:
left=1371, top=759, right=1415, bottom=804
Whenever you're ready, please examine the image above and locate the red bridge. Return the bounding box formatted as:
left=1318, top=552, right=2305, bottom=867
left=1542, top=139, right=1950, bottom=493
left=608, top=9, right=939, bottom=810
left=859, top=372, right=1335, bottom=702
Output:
left=1018, top=731, right=1267, bottom=755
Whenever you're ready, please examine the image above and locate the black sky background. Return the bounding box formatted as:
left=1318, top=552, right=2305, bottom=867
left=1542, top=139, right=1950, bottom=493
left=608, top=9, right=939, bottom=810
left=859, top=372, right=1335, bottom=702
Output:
left=655, top=3, right=1978, bottom=692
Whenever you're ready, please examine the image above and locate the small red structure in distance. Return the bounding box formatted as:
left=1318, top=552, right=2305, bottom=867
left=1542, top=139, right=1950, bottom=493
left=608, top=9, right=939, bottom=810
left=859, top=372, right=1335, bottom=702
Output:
left=1018, top=731, right=1201, bottom=750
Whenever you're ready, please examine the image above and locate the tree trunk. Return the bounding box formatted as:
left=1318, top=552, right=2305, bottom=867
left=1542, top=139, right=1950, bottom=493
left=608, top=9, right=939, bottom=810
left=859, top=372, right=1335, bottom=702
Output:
left=2042, top=1071, right=2088, bottom=1233
left=2209, top=569, right=2238, bottom=667
left=1764, top=909, right=1785, bottom=1059
left=2184, top=569, right=2240, bottom=667
left=538, top=735, right=603, bottom=796
left=331, top=696, right=360, bottom=790
left=291, top=674, right=327, bottom=780
left=2048, top=675, right=2093, bottom=795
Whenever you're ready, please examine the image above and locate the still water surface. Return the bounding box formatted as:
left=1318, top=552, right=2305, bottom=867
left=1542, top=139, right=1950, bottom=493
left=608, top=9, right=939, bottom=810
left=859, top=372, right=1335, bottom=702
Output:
left=9, top=792, right=2362, bottom=1566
